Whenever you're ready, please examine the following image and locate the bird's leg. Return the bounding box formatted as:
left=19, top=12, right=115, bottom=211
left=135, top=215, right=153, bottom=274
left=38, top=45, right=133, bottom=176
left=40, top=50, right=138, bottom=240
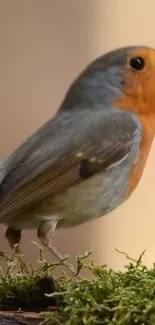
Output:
left=5, top=227, right=22, bottom=255
left=5, top=227, right=29, bottom=273
left=37, top=220, right=76, bottom=276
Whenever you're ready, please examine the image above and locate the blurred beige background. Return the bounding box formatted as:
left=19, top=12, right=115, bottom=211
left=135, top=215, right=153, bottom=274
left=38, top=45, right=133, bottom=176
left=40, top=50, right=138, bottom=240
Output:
left=0, top=0, right=155, bottom=272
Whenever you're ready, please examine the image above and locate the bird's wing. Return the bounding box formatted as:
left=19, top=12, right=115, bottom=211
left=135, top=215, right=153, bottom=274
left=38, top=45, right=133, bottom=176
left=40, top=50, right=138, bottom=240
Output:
left=0, top=107, right=142, bottom=221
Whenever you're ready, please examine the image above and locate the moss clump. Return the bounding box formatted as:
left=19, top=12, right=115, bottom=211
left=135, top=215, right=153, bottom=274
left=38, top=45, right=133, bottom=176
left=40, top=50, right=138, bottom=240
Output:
left=42, top=250, right=155, bottom=325
left=0, top=245, right=65, bottom=311
left=0, top=246, right=155, bottom=324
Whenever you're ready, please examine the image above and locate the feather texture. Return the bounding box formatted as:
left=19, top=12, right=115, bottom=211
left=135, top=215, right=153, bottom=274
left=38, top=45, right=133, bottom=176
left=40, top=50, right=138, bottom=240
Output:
left=0, top=106, right=141, bottom=223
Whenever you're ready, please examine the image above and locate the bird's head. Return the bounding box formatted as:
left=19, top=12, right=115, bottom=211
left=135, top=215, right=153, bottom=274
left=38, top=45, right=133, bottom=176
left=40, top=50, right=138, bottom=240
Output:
left=61, top=45, right=155, bottom=118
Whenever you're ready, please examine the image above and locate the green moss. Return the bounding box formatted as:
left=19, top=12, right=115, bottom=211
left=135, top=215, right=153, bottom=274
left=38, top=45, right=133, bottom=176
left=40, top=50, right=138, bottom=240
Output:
left=0, top=246, right=155, bottom=325
left=0, top=244, right=65, bottom=311
left=42, top=250, right=155, bottom=325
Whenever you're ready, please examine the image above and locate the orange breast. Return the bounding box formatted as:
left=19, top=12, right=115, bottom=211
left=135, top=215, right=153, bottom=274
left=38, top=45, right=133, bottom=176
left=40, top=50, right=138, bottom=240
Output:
left=113, top=96, right=155, bottom=198
left=127, top=118, right=154, bottom=197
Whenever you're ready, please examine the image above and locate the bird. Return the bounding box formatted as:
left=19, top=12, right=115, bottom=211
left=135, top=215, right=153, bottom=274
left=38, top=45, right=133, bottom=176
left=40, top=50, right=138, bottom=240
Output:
left=0, top=45, right=154, bottom=274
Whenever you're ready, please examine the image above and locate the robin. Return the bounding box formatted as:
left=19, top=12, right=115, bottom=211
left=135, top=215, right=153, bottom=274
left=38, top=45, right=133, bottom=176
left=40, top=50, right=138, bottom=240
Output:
left=0, top=45, right=154, bottom=274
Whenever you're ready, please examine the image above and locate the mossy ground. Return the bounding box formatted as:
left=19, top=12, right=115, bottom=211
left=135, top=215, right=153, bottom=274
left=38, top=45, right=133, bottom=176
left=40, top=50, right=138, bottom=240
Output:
left=0, top=245, right=155, bottom=325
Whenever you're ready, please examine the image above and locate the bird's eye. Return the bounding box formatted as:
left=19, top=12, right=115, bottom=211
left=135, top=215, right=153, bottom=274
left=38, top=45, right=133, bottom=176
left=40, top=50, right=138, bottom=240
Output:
left=129, top=57, right=145, bottom=71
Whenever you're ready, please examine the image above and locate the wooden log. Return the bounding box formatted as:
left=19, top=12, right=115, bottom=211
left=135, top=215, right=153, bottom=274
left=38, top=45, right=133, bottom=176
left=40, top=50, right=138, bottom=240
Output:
left=0, top=311, right=44, bottom=325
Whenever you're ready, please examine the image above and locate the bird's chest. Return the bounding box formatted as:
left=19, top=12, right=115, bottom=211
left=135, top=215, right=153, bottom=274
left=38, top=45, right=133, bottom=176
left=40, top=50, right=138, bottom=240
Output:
left=126, top=127, right=154, bottom=198
left=113, top=97, right=155, bottom=198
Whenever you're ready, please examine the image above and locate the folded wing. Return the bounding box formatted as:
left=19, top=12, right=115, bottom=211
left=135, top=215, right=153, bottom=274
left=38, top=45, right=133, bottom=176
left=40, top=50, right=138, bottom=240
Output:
left=0, top=107, right=142, bottom=221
